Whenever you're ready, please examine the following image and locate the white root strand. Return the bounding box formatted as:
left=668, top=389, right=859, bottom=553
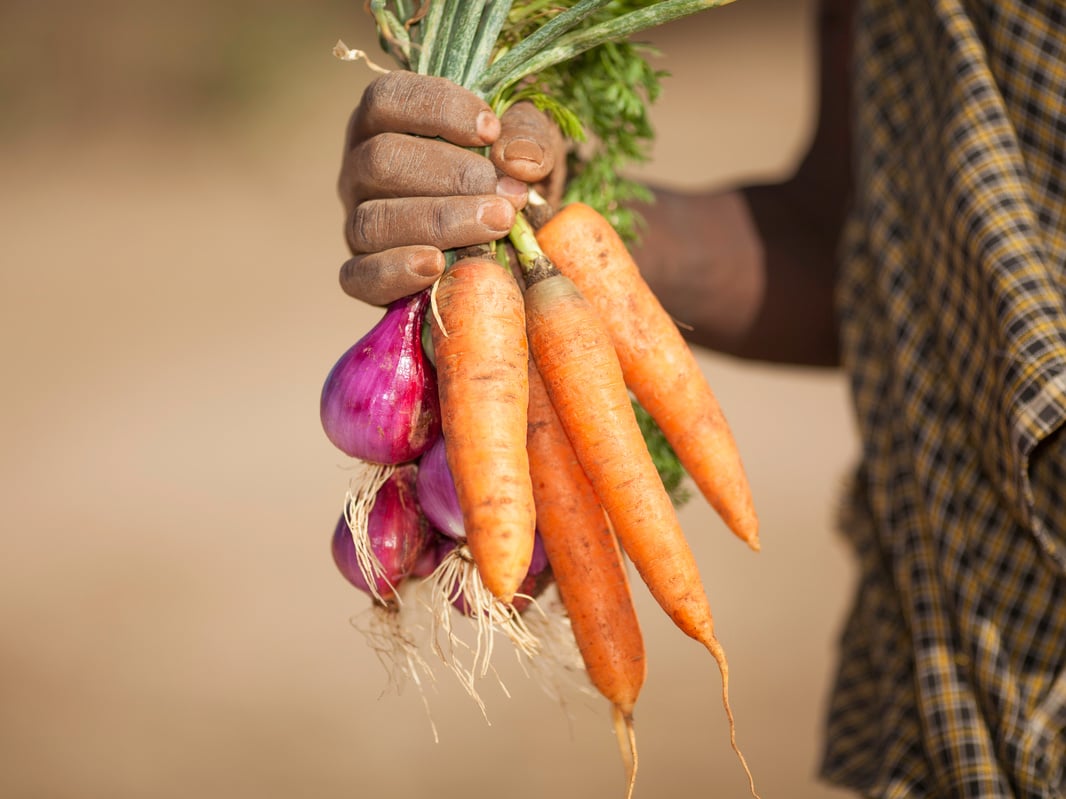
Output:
left=344, top=461, right=397, bottom=606
left=421, top=545, right=542, bottom=714
left=350, top=597, right=441, bottom=744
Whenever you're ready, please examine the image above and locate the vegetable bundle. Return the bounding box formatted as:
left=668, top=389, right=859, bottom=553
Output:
left=321, top=2, right=758, bottom=797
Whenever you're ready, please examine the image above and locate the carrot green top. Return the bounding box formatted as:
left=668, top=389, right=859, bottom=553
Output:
left=364, top=0, right=736, bottom=242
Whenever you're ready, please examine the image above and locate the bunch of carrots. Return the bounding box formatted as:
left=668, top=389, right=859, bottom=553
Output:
left=323, top=2, right=759, bottom=797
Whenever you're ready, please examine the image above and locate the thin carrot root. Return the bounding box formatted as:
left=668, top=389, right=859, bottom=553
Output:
left=343, top=461, right=397, bottom=605
left=422, top=544, right=541, bottom=713
left=706, top=636, right=759, bottom=799
left=612, top=705, right=638, bottom=799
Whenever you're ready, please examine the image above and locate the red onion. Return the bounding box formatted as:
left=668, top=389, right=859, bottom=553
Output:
left=410, top=532, right=447, bottom=579
left=331, top=464, right=432, bottom=600
left=528, top=530, right=549, bottom=577
left=321, top=291, right=441, bottom=463
left=513, top=532, right=553, bottom=613
left=415, top=435, right=465, bottom=539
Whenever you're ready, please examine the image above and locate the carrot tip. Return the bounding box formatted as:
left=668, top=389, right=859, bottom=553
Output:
left=705, top=637, right=760, bottom=799
left=612, top=705, right=638, bottom=799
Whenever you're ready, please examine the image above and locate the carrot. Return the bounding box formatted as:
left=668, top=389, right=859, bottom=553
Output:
left=536, top=202, right=760, bottom=551
left=430, top=256, right=535, bottom=603
left=526, top=357, right=645, bottom=799
left=522, top=264, right=758, bottom=797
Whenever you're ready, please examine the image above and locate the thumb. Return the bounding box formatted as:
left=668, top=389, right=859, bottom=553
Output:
left=491, top=102, right=565, bottom=185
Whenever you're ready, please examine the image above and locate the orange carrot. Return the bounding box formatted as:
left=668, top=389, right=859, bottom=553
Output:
left=430, top=256, right=535, bottom=603
left=523, top=265, right=758, bottom=797
left=536, top=202, right=759, bottom=551
left=526, top=357, right=645, bottom=799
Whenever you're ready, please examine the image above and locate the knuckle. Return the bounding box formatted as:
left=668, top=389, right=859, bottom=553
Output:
left=426, top=202, right=452, bottom=244
left=339, top=254, right=389, bottom=306
left=356, top=134, right=400, bottom=188
left=349, top=203, right=385, bottom=252
left=361, top=71, right=400, bottom=111
left=453, top=154, right=494, bottom=195
left=338, top=256, right=363, bottom=292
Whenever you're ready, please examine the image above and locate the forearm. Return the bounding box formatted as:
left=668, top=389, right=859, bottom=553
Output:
left=631, top=0, right=852, bottom=368
left=631, top=182, right=841, bottom=367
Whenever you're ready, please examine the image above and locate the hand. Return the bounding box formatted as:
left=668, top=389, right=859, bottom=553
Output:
left=337, top=71, right=563, bottom=305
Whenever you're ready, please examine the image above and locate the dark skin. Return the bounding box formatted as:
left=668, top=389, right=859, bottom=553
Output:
left=337, top=0, right=853, bottom=367
left=635, top=0, right=852, bottom=366
left=337, top=72, right=562, bottom=305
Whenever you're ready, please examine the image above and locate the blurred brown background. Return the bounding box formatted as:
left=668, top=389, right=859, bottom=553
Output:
left=1, top=1, right=859, bottom=797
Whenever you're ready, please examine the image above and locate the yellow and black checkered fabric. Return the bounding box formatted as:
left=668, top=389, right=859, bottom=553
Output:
left=823, top=0, right=1066, bottom=795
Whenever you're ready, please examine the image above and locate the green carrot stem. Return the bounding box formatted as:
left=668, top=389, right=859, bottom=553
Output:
left=369, top=2, right=412, bottom=68
left=392, top=0, right=414, bottom=27
left=417, top=0, right=450, bottom=75
left=508, top=211, right=554, bottom=280
left=479, top=0, right=737, bottom=98
left=439, top=1, right=489, bottom=84
left=473, top=0, right=611, bottom=98
left=508, top=0, right=565, bottom=23
left=393, top=0, right=421, bottom=64
left=461, top=0, right=514, bottom=88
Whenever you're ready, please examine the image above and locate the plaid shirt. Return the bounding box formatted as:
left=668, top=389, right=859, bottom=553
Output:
left=822, top=0, right=1066, bottom=796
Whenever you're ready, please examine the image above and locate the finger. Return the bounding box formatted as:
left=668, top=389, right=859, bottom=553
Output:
left=352, top=133, right=498, bottom=201
left=496, top=175, right=529, bottom=210
left=339, top=246, right=445, bottom=306
left=491, top=102, right=561, bottom=184
left=347, top=195, right=516, bottom=254
left=355, top=72, right=500, bottom=147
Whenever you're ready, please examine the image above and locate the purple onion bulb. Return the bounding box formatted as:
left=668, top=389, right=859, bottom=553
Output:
left=321, top=291, right=441, bottom=463
left=513, top=532, right=553, bottom=613
left=415, top=435, right=465, bottom=539
left=331, top=464, right=432, bottom=600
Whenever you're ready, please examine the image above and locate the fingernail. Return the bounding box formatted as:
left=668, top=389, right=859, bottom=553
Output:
left=477, top=198, right=513, bottom=232
left=411, top=248, right=444, bottom=278
left=503, top=137, right=544, bottom=165
left=476, top=109, right=500, bottom=142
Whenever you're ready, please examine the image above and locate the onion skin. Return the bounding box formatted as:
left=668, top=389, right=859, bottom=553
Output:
left=410, top=534, right=445, bottom=578
left=415, top=435, right=465, bottom=539
left=321, top=291, right=441, bottom=463
left=331, top=464, right=433, bottom=600
left=513, top=532, right=553, bottom=613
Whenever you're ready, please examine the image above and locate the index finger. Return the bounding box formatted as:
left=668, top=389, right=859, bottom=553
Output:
left=351, top=72, right=500, bottom=147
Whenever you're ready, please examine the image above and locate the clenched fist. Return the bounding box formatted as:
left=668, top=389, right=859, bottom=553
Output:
left=338, top=71, right=563, bottom=305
